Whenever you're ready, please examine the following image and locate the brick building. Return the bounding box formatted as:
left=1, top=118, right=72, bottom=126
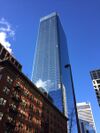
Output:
left=0, top=58, right=67, bottom=133
left=0, top=43, right=22, bottom=71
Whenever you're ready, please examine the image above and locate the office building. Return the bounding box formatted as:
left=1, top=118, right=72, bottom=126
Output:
left=31, top=12, right=80, bottom=133
left=0, top=55, right=67, bottom=132
left=77, top=102, right=96, bottom=133
left=90, top=70, right=100, bottom=106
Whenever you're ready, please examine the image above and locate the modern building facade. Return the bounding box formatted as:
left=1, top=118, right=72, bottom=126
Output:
left=77, top=102, right=96, bottom=133
left=90, top=69, right=100, bottom=106
left=0, top=56, right=67, bottom=132
left=31, top=12, right=79, bottom=133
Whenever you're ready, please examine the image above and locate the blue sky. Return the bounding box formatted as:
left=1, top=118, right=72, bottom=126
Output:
left=0, top=0, right=100, bottom=132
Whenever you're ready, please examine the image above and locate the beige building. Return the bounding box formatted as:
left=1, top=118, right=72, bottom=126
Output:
left=77, top=102, right=96, bottom=133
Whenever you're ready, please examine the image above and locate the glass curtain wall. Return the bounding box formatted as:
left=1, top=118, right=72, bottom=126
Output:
left=31, top=12, right=78, bottom=133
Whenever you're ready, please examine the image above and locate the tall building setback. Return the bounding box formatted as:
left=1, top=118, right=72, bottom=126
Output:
left=77, top=102, right=96, bottom=133
left=0, top=59, right=67, bottom=133
left=31, top=12, right=79, bottom=133
left=90, top=69, right=100, bottom=106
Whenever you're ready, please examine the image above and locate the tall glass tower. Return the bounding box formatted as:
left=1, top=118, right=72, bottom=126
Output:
left=32, top=12, right=79, bottom=133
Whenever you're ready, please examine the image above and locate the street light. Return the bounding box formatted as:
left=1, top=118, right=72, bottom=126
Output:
left=65, top=64, right=81, bottom=133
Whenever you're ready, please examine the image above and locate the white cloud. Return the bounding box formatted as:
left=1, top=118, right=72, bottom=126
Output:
left=0, top=32, right=12, bottom=53
left=35, top=79, right=54, bottom=92
left=0, top=18, right=15, bottom=53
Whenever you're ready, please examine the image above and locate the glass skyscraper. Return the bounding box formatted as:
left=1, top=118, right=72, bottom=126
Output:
left=32, top=12, right=79, bottom=133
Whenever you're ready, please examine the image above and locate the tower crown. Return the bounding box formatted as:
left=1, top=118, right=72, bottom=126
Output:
left=40, top=12, right=58, bottom=22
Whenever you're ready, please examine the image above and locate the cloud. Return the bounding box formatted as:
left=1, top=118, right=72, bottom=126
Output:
left=0, top=32, right=12, bottom=53
left=0, top=18, right=15, bottom=53
left=35, top=79, right=54, bottom=92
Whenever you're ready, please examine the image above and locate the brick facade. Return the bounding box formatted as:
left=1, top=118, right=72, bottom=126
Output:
left=0, top=60, right=67, bottom=133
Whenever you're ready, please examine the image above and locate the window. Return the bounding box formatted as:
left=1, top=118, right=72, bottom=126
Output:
left=28, top=113, right=33, bottom=121
left=7, top=116, right=13, bottom=122
left=34, top=128, right=38, bottom=133
left=7, top=76, right=13, bottom=84
left=93, top=81, right=95, bottom=84
left=14, top=83, right=21, bottom=92
left=0, top=74, right=2, bottom=80
left=21, top=99, right=27, bottom=108
left=26, top=125, right=32, bottom=132
left=3, top=86, right=10, bottom=95
left=17, top=121, right=23, bottom=128
left=94, top=86, right=97, bottom=89
left=98, top=85, right=100, bottom=88
left=24, top=90, right=29, bottom=97
left=36, top=109, right=39, bottom=116
left=36, top=100, right=40, bottom=106
left=30, top=95, right=34, bottom=102
left=92, top=73, right=97, bottom=79
left=0, top=112, right=3, bottom=120
left=0, top=98, right=7, bottom=106
left=96, top=80, right=100, bottom=84
left=9, top=103, right=17, bottom=110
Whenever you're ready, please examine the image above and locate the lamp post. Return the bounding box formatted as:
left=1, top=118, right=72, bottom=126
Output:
left=65, top=64, right=81, bottom=133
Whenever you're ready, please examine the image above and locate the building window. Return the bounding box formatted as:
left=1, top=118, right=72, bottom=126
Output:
left=21, top=99, right=27, bottom=108
left=28, top=113, right=33, bottom=121
left=29, top=103, right=34, bottom=110
left=0, top=112, right=3, bottom=120
left=34, top=128, right=38, bottom=133
left=17, top=121, right=23, bottom=129
left=0, top=98, right=7, bottom=106
left=26, top=125, right=32, bottom=132
left=36, top=109, right=39, bottom=116
left=98, top=85, right=100, bottom=88
left=92, top=73, right=97, bottom=79
left=24, top=90, right=29, bottom=97
left=93, top=81, right=95, bottom=84
left=0, top=74, right=2, bottom=80
left=7, top=76, right=13, bottom=84
left=7, top=116, right=13, bottom=122
left=36, top=100, right=40, bottom=106
left=3, top=86, right=10, bottom=95
left=96, top=80, right=100, bottom=84
left=29, top=95, right=34, bottom=102
left=94, top=86, right=97, bottom=88
left=9, top=103, right=17, bottom=110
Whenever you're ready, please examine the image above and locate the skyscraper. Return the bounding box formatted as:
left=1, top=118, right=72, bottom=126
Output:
left=77, top=102, right=96, bottom=133
left=90, top=69, right=100, bottom=106
left=31, top=12, right=79, bottom=133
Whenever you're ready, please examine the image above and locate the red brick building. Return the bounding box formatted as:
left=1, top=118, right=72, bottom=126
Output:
left=0, top=59, right=68, bottom=133
left=0, top=43, right=22, bottom=71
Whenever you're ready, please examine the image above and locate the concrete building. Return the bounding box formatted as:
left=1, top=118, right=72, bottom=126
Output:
left=90, top=70, right=100, bottom=106
left=77, top=102, right=96, bottom=133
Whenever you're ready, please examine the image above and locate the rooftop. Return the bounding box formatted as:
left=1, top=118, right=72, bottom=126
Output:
left=40, top=12, right=58, bottom=22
